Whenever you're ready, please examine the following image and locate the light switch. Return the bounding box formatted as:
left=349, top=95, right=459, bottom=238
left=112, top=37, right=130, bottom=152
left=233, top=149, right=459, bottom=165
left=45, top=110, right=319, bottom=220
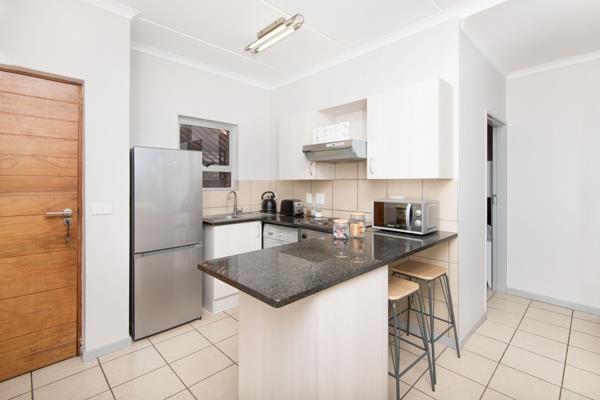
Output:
left=92, top=203, right=113, bottom=215
left=315, top=193, right=325, bottom=205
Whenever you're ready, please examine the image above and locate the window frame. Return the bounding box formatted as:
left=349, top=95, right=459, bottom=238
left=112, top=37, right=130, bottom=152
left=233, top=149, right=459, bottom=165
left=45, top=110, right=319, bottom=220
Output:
left=178, top=115, right=238, bottom=190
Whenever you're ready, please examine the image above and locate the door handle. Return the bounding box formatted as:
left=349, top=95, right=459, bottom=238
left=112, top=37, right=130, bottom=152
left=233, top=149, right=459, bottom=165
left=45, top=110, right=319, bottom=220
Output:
left=46, top=208, right=73, bottom=217
left=369, top=158, right=374, bottom=175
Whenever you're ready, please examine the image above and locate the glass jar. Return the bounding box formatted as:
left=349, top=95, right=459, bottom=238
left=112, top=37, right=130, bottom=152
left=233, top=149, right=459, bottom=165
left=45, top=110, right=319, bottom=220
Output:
left=333, top=219, right=349, bottom=240
left=349, top=212, right=366, bottom=238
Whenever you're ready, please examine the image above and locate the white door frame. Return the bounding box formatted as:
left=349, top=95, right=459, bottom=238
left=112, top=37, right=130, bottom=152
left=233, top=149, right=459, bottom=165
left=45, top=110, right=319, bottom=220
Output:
left=487, top=113, right=507, bottom=292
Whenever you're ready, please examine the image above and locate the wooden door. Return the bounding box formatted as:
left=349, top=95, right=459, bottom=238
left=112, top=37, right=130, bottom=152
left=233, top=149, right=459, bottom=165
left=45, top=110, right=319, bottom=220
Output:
left=0, top=68, right=81, bottom=381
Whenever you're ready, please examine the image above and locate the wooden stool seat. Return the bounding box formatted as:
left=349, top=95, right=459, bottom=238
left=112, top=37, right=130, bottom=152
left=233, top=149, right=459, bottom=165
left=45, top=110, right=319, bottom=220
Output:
left=388, top=277, right=419, bottom=301
left=392, top=260, right=446, bottom=281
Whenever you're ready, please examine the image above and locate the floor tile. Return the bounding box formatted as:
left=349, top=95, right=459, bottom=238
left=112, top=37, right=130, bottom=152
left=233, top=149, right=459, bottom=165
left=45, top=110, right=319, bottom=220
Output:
left=34, top=366, right=109, bottom=400
left=487, top=308, right=522, bottom=328
left=10, top=393, right=31, bottom=400
left=166, top=390, right=195, bottom=400
left=389, top=347, right=431, bottom=386
left=487, top=297, right=528, bottom=315
left=476, top=320, right=516, bottom=343
left=190, top=311, right=228, bottom=329
left=437, top=349, right=497, bottom=385
left=196, top=317, right=238, bottom=343
left=463, top=333, right=507, bottom=362
left=149, top=324, right=193, bottom=345
left=32, top=356, right=98, bottom=388
left=215, top=335, right=239, bottom=363
left=519, top=318, right=570, bottom=343
left=189, top=364, right=238, bottom=400
left=511, top=330, right=567, bottom=362
left=525, top=307, right=571, bottom=328
left=401, top=387, right=434, bottom=400
left=572, top=318, right=600, bottom=338
left=500, top=345, right=564, bottom=385
left=488, top=364, right=560, bottom=400
left=155, top=330, right=211, bottom=363
left=561, top=388, right=594, bottom=400
left=112, top=366, right=184, bottom=400
left=530, top=300, right=572, bottom=316
left=99, top=339, right=152, bottom=363
left=102, top=346, right=165, bottom=387
left=170, top=346, right=233, bottom=387
left=480, top=388, right=513, bottom=400
left=563, top=365, right=600, bottom=400
left=573, top=311, right=600, bottom=324
left=492, top=293, right=531, bottom=306
left=88, top=391, right=115, bottom=400
left=0, top=372, right=30, bottom=400
left=570, top=330, right=600, bottom=354
left=224, top=306, right=239, bottom=317
left=567, top=346, right=600, bottom=376
left=415, top=366, right=484, bottom=400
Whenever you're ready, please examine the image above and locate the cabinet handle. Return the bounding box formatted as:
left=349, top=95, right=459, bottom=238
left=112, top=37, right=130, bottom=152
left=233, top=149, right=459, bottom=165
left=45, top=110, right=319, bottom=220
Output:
left=257, top=224, right=261, bottom=238
left=369, top=157, right=374, bottom=175
left=309, top=161, right=315, bottom=177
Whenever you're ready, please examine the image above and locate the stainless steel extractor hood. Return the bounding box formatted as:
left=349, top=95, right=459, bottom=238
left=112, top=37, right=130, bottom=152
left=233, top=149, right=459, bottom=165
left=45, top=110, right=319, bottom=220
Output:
left=302, top=139, right=367, bottom=162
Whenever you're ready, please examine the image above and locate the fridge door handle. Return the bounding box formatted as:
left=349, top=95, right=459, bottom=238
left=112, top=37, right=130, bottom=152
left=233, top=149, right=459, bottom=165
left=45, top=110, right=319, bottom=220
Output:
left=133, top=243, right=202, bottom=258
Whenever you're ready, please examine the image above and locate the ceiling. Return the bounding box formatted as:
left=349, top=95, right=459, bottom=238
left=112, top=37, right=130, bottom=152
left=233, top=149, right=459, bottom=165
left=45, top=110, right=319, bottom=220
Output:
left=115, top=0, right=479, bottom=88
left=463, top=0, right=600, bottom=77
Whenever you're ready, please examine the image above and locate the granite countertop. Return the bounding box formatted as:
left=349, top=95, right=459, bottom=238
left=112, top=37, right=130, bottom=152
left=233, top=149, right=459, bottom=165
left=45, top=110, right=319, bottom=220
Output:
left=198, top=230, right=457, bottom=308
left=203, top=212, right=333, bottom=233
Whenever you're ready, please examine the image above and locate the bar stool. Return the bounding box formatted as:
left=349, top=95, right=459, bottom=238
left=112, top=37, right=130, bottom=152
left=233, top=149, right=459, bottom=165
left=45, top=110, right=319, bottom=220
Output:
left=388, top=276, right=434, bottom=400
left=392, top=260, right=460, bottom=385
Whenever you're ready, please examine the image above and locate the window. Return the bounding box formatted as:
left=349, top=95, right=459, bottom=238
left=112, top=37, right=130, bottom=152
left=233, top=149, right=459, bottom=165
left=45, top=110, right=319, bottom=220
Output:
left=179, top=116, right=237, bottom=189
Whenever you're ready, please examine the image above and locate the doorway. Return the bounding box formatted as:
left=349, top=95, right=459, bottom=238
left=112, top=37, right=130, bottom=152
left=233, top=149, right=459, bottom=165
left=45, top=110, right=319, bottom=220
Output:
left=0, top=67, right=83, bottom=380
left=486, top=114, right=507, bottom=298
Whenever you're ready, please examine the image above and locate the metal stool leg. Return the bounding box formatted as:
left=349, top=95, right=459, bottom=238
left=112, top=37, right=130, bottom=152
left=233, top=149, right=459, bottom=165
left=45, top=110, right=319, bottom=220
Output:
left=391, top=301, right=401, bottom=400
left=427, top=279, right=436, bottom=385
left=442, top=273, right=460, bottom=358
left=415, top=289, right=435, bottom=391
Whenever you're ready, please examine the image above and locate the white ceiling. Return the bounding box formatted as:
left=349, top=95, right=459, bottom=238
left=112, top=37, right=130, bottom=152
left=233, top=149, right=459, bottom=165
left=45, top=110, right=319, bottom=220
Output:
left=463, top=0, right=600, bottom=76
left=115, top=0, right=480, bottom=88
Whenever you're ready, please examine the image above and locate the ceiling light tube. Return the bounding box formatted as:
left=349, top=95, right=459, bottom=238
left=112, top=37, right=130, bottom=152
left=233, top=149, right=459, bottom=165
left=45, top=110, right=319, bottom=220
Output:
left=245, top=13, right=304, bottom=54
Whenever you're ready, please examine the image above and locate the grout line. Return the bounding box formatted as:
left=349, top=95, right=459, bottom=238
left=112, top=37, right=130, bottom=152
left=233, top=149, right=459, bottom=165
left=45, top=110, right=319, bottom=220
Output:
left=30, top=360, right=100, bottom=391
left=148, top=339, right=198, bottom=400
left=190, top=322, right=238, bottom=365
left=30, top=372, right=34, bottom=400
left=477, top=296, right=532, bottom=400
left=558, top=310, right=574, bottom=400
left=165, top=388, right=195, bottom=399
left=97, top=361, right=116, bottom=400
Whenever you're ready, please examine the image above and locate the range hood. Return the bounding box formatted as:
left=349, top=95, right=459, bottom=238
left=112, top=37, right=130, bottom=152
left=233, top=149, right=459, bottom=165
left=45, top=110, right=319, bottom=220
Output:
left=302, top=139, right=367, bottom=162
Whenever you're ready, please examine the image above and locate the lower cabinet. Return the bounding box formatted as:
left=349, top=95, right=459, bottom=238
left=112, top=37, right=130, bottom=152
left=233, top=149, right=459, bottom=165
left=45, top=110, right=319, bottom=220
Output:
left=203, top=221, right=262, bottom=313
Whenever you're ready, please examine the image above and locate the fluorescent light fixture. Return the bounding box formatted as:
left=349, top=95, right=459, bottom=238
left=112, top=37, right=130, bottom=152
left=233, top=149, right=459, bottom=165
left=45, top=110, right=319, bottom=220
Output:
left=245, top=14, right=304, bottom=54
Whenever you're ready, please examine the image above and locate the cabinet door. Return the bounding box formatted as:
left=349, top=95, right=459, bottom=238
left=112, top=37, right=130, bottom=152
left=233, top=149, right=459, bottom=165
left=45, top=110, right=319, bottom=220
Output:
left=367, top=79, right=453, bottom=179
left=278, top=112, right=335, bottom=180
left=211, top=221, right=262, bottom=299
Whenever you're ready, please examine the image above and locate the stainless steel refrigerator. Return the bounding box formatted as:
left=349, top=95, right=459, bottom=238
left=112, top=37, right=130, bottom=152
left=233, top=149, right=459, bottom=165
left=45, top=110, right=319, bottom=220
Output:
left=130, top=147, right=204, bottom=340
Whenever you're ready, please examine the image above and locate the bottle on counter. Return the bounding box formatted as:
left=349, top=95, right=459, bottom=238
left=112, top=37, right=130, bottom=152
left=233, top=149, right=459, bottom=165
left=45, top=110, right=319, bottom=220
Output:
left=349, top=212, right=366, bottom=238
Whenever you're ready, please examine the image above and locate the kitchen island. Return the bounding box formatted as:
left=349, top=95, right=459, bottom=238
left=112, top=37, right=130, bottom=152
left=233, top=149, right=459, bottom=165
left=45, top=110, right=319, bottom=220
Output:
left=199, top=230, right=457, bottom=400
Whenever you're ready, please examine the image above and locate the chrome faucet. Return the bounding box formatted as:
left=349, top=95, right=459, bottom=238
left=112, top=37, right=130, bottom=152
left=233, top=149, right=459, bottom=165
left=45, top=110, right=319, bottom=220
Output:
left=228, top=190, right=241, bottom=216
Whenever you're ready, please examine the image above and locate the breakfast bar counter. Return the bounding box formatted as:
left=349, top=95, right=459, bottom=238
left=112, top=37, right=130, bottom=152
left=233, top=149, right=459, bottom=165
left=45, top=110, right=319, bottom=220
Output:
left=198, top=230, right=457, bottom=400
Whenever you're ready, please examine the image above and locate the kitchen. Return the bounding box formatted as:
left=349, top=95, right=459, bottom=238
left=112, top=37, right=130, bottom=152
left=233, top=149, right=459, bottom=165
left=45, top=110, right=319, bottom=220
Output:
left=1, top=0, right=600, bottom=400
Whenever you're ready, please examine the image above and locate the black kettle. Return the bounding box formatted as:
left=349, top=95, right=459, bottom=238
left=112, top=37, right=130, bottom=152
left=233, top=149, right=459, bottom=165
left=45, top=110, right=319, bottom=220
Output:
left=261, top=191, right=277, bottom=214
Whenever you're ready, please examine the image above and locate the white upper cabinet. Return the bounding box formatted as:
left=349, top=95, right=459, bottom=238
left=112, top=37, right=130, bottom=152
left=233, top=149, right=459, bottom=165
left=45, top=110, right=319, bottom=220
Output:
left=278, top=111, right=335, bottom=180
left=367, top=79, right=454, bottom=179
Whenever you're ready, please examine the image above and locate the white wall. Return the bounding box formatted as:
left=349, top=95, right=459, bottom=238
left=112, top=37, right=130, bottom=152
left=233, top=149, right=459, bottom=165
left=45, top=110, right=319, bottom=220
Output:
left=130, top=50, right=274, bottom=180
left=0, top=0, right=132, bottom=356
left=507, top=60, right=600, bottom=311
left=458, top=32, right=506, bottom=338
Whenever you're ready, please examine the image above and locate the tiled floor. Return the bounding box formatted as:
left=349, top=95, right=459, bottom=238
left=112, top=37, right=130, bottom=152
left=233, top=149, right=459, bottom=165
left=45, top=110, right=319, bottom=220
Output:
left=1, top=294, right=599, bottom=400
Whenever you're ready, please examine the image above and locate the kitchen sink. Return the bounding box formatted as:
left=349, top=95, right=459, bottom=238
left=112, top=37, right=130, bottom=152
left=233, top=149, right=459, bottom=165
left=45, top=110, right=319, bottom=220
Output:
left=203, top=212, right=263, bottom=224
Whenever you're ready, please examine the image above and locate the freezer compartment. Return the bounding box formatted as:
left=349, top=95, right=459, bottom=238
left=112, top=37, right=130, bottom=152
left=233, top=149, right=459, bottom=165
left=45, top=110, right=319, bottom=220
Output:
left=132, top=147, right=203, bottom=253
left=131, top=244, right=203, bottom=340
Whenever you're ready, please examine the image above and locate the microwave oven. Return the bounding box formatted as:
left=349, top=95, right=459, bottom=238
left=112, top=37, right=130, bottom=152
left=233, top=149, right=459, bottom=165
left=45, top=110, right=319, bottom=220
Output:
left=372, top=200, right=439, bottom=235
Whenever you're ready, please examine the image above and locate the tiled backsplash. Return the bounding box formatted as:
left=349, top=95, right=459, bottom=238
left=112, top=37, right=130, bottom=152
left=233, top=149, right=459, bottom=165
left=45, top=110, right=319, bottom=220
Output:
left=202, top=161, right=458, bottom=233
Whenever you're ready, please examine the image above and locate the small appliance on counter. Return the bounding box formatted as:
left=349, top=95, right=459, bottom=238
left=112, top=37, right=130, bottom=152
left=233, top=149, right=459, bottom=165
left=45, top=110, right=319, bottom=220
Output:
left=373, top=199, right=439, bottom=235
left=260, top=191, right=277, bottom=214
left=280, top=199, right=304, bottom=216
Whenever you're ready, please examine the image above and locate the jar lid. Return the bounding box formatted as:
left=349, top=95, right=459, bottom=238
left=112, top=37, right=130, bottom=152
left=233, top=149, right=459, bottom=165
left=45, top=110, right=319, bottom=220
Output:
left=350, top=212, right=365, bottom=217
left=334, top=219, right=348, bottom=224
